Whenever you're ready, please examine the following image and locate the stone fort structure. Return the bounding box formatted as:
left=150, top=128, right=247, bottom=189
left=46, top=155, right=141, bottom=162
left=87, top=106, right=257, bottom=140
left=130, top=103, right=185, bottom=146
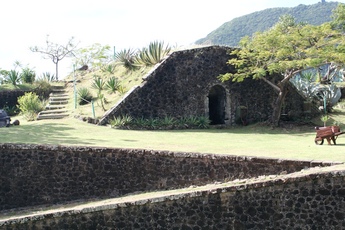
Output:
left=99, top=46, right=311, bottom=126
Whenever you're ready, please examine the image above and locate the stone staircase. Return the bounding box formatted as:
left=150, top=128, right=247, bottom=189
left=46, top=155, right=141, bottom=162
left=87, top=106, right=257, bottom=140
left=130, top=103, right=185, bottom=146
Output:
left=37, top=85, right=70, bottom=120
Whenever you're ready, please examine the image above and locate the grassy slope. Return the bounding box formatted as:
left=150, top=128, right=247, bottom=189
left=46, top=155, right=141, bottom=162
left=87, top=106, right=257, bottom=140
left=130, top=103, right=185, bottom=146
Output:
left=64, top=65, right=151, bottom=119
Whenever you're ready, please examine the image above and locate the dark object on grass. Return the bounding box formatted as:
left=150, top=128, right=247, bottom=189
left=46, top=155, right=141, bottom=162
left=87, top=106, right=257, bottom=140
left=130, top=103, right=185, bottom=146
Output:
left=12, top=120, right=20, bottom=126
left=78, top=65, right=88, bottom=71
left=0, top=110, right=11, bottom=127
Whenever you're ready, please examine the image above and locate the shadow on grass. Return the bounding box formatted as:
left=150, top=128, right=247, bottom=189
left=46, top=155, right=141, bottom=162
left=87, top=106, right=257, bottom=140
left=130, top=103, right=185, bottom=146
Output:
left=0, top=122, right=95, bottom=146
left=163, top=124, right=317, bottom=135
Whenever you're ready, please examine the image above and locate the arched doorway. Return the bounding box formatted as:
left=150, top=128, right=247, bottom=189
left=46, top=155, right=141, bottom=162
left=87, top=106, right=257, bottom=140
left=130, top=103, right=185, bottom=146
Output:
left=208, top=85, right=226, bottom=125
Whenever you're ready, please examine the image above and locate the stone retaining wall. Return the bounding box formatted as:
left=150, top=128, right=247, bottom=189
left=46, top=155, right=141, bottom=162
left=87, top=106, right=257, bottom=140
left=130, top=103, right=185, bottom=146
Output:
left=1, top=165, right=344, bottom=229
left=0, top=90, right=26, bottom=109
left=0, top=144, right=336, bottom=211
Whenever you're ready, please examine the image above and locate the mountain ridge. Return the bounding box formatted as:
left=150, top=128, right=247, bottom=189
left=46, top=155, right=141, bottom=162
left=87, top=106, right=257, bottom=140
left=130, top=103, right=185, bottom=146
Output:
left=195, top=1, right=341, bottom=47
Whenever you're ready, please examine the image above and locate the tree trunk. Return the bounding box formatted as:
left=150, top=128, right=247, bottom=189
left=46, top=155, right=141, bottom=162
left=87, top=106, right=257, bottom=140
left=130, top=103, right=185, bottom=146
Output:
left=271, top=82, right=289, bottom=127
left=55, top=61, right=59, bottom=81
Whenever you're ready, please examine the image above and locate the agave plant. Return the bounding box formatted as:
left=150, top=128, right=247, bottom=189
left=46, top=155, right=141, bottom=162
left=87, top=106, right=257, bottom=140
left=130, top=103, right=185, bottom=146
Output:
left=77, top=87, right=93, bottom=105
left=136, top=41, right=171, bottom=67
left=110, top=115, right=133, bottom=128
left=101, top=63, right=116, bottom=74
left=91, top=76, right=106, bottom=93
left=39, top=72, right=55, bottom=82
left=106, top=76, right=121, bottom=94
left=4, top=70, right=21, bottom=86
left=114, top=49, right=139, bottom=71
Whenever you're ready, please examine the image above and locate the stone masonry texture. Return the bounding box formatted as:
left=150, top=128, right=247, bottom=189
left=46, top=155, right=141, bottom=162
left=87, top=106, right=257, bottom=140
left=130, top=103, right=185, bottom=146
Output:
left=99, top=46, right=312, bottom=126
left=1, top=164, right=344, bottom=229
left=0, top=143, right=334, bottom=212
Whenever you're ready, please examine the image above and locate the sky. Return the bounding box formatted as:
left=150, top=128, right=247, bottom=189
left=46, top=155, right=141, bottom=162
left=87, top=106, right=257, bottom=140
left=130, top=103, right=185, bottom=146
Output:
left=1, top=0, right=345, bottom=79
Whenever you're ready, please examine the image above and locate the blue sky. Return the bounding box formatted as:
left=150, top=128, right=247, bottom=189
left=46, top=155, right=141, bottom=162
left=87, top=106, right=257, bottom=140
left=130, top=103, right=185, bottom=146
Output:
left=1, top=0, right=344, bottom=78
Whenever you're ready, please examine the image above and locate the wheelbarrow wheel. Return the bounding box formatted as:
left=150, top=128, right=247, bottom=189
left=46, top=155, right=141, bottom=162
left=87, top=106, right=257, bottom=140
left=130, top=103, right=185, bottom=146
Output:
left=315, top=139, right=324, bottom=145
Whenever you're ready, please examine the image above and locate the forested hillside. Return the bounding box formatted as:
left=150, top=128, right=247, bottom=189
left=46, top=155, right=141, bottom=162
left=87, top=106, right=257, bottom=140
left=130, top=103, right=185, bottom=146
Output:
left=195, top=1, right=341, bottom=47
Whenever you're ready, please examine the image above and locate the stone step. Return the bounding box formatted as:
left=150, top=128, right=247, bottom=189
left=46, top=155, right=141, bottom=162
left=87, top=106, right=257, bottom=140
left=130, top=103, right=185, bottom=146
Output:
left=49, top=100, right=69, bottom=105
left=45, top=105, right=67, bottom=110
left=37, top=113, right=69, bottom=120
left=50, top=96, right=69, bottom=101
left=50, top=93, right=69, bottom=98
left=49, top=90, right=66, bottom=96
left=39, top=109, right=68, bottom=115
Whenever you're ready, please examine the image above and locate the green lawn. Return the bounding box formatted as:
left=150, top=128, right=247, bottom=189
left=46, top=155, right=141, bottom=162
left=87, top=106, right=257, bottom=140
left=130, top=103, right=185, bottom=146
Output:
left=1, top=117, right=344, bottom=163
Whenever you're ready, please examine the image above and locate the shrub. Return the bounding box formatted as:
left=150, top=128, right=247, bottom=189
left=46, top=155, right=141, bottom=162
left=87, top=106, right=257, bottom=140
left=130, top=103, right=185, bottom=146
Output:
left=77, top=87, right=93, bottom=105
left=21, top=67, right=36, bottom=84
left=2, top=105, right=19, bottom=116
left=17, top=92, right=45, bottom=121
left=111, top=116, right=210, bottom=130
left=33, top=80, right=52, bottom=99
left=110, top=115, right=133, bottom=128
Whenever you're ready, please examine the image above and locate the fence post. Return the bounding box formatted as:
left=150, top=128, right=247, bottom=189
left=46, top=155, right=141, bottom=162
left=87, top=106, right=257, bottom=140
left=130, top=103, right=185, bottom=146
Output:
left=92, top=100, right=95, bottom=119
left=73, top=64, right=77, bottom=109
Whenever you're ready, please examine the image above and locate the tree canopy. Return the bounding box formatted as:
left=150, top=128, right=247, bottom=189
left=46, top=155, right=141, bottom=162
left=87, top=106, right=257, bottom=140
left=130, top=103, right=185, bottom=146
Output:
left=30, top=36, right=79, bottom=80
left=219, top=4, right=345, bottom=126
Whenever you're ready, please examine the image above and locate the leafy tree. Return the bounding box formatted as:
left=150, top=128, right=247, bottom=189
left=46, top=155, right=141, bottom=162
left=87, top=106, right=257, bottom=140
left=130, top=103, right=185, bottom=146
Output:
left=30, top=35, right=78, bottom=80
left=219, top=13, right=345, bottom=126
left=73, top=43, right=111, bottom=70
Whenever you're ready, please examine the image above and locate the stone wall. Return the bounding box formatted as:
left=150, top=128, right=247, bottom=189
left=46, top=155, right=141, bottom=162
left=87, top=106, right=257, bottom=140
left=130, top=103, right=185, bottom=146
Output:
left=99, top=46, right=311, bottom=126
left=0, top=144, right=335, bottom=211
left=1, top=165, right=344, bottom=229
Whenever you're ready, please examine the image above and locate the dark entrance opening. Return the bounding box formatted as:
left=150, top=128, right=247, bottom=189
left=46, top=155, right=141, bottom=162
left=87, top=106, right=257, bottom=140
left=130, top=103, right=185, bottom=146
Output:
left=208, top=85, right=226, bottom=125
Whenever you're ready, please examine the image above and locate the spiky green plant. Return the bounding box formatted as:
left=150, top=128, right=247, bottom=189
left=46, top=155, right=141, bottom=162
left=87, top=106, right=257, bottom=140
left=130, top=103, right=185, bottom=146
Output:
left=110, top=115, right=133, bottom=128
left=39, top=72, right=55, bottom=82
left=77, top=87, right=93, bottom=105
left=117, top=85, right=128, bottom=95
left=106, top=76, right=121, bottom=94
left=114, top=49, right=139, bottom=71
left=4, top=70, right=21, bottom=86
left=136, top=41, right=171, bottom=67
left=91, top=76, right=106, bottom=93
left=101, top=63, right=116, bottom=74
left=92, top=76, right=107, bottom=111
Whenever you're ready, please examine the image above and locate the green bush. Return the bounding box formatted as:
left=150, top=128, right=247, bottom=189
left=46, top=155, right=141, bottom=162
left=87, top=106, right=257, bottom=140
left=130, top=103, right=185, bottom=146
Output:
left=109, top=115, right=133, bottom=128
left=110, top=116, right=210, bottom=130
left=2, top=105, right=19, bottom=116
left=33, top=80, right=52, bottom=99
left=21, top=67, right=36, bottom=84
left=17, top=92, right=45, bottom=121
